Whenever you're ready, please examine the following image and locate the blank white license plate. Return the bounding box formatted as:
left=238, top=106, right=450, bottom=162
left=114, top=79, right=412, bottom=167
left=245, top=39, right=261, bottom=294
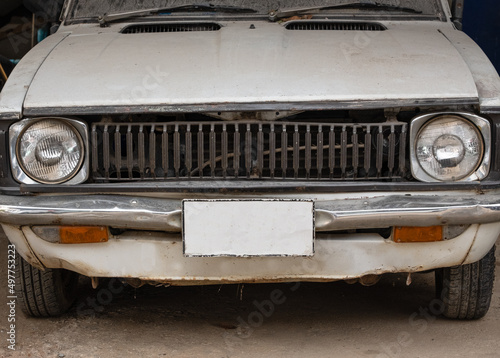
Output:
left=182, top=200, right=314, bottom=257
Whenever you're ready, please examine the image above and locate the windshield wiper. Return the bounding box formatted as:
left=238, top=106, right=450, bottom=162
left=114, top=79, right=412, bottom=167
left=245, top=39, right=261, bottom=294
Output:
left=269, top=0, right=422, bottom=22
left=98, top=4, right=257, bottom=27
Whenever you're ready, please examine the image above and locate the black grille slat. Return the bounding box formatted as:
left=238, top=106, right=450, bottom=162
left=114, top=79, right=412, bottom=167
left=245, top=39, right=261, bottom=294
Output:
left=209, top=124, right=216, bottom=178
left=126, top=126, right=133, bottom=178
left=245, top=124, right=252, bottom=179
left=388, top=126, right=396, bottom=176
left=103, top=125, right=110, bottom=179
left=174, top=124, right=181, bottom=178
left=316, top=126, right=323, bottom=179
left=162, top=125, right=168, bottom=179
left=364, top=127, right=372, bottom=178
left=257, top=124, right=264, bottom=178
left=122, top=23, right=221, bottom=34
left=221, top=124, right=228, bottom=178
left=149, top=126, right=155, bottom=180
left=352, top=127, right=359, bottom=179
left=233, top=126, right=240, bottom=178
left=281, top=125, right=288, bottom=179
left=305, top=125, right=312, bottom=179
left=269, top=124, right=276, bottom=179
left=115, top=127, right=122, bottom=180
left=285, top=21, right=386, bottom=31
left=91, top=127, right=98, bottom=176
left=399, top=126, right=407, bottom=177
left=293, top=125, right=300, bottom=179
left=376, top=126, right=384, bottom=178
left=91, top=121, right=407, bottom=182
left=197, top=125, right=204, bottom=178
left=185, top=124, right=192, bottom=178
left=138, top=125, right=145, bottom=179
left=341, top=126, right=347, bottom=178
left=329, top=126, right=335, bottom=180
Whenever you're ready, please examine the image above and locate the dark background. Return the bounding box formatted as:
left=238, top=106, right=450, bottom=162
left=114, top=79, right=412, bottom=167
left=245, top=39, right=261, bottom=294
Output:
left=463, top=0, right=500, bottom=73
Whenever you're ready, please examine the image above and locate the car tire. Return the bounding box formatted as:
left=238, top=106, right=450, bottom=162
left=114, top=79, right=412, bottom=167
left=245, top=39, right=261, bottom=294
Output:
left=435, top=245, right=496, bottom=320
left=15, top=253, right=79, bottom=317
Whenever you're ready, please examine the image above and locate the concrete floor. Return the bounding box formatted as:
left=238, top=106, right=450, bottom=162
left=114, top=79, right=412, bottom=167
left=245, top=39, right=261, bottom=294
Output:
left=0, top=230, right=499, bottom=358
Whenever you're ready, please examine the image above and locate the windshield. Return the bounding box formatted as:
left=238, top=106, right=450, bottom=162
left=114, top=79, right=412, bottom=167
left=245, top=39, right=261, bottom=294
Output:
left=68, top=0, right=443, bottom=21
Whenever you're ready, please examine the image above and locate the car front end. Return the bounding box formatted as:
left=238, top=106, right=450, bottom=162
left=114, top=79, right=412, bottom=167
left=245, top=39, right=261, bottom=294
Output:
left=1, top=0, right=499, bottom=319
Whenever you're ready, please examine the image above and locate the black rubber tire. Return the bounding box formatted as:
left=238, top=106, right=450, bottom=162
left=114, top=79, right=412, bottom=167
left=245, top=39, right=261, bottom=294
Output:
left=435, top=245, right=496, bottom=320
left=15, top=253, right=79, bottom=317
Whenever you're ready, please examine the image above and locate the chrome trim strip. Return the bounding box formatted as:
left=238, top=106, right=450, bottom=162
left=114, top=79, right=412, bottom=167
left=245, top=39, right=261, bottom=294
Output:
left=0, top=193, right=499, bottom=232
left=22, top=97, right=479, bottom=116
left=481, top=106, right=500, bottom=114
left=0, top=112, right=20, bottom=120
left=18, top=181, right=500, bottom=194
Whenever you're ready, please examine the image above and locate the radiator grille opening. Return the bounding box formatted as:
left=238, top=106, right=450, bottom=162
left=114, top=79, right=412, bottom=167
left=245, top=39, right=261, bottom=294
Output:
left=91, top=121, right=407, bottom=182
left=285, top=22, right=386, bottom=31
left=122, top=23, right=221, bottom=34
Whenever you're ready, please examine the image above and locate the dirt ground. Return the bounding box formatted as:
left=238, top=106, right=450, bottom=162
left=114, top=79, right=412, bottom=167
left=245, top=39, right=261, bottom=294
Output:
left=0, top=230, right=499, bottom=358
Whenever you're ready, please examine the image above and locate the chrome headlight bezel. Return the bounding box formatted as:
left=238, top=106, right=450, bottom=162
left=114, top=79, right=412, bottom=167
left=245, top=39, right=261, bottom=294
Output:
left=9, top=118, right=89, bottom=185
left=410, top=113, right=491, bottom=182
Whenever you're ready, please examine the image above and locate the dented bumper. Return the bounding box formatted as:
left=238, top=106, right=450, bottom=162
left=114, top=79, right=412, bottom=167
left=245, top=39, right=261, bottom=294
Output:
left=1, top=191, right=500, bottom=283
left=3, top=222, right=500, bottom=283
left=1, top=192, right=500, bottom=231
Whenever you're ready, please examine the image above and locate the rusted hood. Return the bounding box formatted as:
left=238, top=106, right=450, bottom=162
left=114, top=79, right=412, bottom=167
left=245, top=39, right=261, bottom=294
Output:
left=23, top=21, right=479, bottom=112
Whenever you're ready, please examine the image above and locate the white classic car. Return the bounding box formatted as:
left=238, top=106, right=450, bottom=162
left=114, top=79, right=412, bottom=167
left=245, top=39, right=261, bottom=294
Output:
left=1, top=0, right=499, bottom=319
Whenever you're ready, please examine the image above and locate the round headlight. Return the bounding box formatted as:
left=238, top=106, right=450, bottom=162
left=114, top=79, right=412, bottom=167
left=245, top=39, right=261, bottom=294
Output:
left=17, top=119, right=84, bottom=184
left=415, top=115, right=483, bottom=181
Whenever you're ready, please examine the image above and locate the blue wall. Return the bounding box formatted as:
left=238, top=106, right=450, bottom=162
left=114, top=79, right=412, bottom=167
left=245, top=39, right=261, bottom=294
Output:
left=462, top=0, right=500, bottom=74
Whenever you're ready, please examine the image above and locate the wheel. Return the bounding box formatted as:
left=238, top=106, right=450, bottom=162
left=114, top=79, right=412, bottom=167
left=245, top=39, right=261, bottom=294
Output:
left=15, top=253, right=79, bottom=317
left=435, top=245, right=496, bottom=320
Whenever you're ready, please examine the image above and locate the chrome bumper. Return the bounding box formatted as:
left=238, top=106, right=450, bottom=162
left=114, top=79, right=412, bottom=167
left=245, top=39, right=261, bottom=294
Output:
left=1, top=192, right=500, bottom=231
left=3, top=192, right=500, bottom=281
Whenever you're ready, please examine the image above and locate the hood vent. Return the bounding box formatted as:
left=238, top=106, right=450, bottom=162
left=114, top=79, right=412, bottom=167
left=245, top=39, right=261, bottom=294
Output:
left=285, top=22, right=386, bottom=31
left=122, top=23, right=221, bottom=34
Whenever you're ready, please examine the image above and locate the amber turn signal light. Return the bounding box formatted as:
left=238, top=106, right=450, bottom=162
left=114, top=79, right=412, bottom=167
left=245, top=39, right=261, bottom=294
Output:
left=59, top=226, right=109, bottom=244
left=393, top=226, right=443, bottom=243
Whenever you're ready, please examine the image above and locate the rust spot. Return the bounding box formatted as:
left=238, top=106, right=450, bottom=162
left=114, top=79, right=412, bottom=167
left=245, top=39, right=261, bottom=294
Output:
left=280, top=14, right=314, bottom=22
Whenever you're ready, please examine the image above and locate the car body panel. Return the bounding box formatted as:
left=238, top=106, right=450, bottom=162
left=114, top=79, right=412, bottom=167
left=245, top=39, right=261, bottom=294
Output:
left=0, top=32, right=70, bottom=119
left=0, top=0, right=499, bottom=289
left=22, top=21, right=480, bottom=111
left=439, top=28, right=500, bottom=113
left=4, top=222, right=499, bottom=282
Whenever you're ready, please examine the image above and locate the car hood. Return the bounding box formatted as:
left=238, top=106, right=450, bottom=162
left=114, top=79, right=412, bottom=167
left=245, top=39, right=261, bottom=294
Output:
left=23, top=22, right=479, bottom=112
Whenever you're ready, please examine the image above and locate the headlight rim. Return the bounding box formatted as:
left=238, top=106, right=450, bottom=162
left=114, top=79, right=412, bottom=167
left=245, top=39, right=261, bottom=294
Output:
left=410, top=112, right=491, bottom=183
left=9, top=117, right=89, bottom=185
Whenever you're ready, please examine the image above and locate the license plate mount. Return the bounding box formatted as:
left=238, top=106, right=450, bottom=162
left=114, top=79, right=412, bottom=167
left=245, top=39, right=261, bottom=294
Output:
left=182, top=200, right=315, bottom=257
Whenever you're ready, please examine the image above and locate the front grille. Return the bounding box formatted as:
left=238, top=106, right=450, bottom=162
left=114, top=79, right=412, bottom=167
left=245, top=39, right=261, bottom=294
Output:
left=285, top=22, right=386, bottom=31
left=91, top=121, right=407, bottom=182
left=121, top=23, right=221, bottom=34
